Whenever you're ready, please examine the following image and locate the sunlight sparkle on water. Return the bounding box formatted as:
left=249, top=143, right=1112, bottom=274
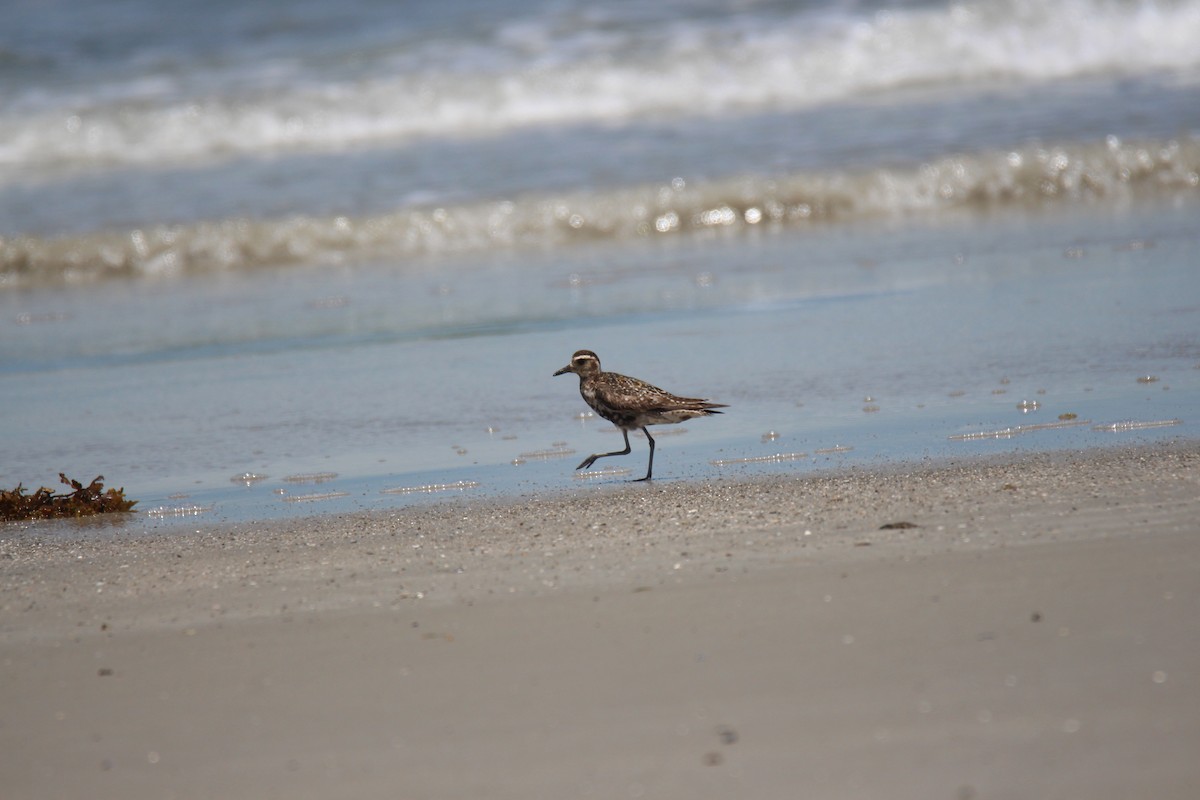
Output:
left=1092, top=419, right=1182, bottom=432
left=282, top=472, right=339, bottom=483
left=710, top=452, right=808, bottom=466
left=573, top=468, right=632, bottom=479
left=380, top=481, right=480, bottom=495
left=282, top=491, right=350, bottom=503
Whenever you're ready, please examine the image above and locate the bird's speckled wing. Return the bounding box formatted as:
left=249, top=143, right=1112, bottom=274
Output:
left=594, top=372, right=714, bottom=412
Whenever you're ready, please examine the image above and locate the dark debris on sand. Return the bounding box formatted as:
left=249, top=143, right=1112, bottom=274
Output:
left=1, top=473, right=137, bottom=521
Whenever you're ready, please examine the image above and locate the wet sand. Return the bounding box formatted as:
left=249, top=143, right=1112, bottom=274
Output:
left=2, top=442, right=1199, bottom=799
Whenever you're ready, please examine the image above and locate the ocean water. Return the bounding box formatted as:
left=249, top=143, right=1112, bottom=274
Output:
left=2, top=0, right=1198, bottom=530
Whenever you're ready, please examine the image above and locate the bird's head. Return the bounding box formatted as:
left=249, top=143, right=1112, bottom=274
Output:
left=553, top=350, right=602, bottom=378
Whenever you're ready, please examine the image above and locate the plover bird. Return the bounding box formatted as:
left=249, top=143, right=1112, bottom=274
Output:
left=553, top=349, right=727, bottom=481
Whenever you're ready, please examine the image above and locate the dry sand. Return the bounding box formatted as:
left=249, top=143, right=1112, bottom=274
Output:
left=2, top=442, right=1198, bottom=799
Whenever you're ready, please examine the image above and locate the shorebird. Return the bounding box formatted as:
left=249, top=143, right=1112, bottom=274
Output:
left=553, top=349, right=727, bottom=481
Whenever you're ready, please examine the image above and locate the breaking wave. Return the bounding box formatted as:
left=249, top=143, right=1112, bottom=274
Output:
left=3, top=136, right=1197, bottom=288
left=3, top=0, right=1200, bottom=173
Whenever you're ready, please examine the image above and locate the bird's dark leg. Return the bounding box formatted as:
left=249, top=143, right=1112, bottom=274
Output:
left=633, top=427, right=655, bottom=482
left=576, top=428, right=632, bottom=470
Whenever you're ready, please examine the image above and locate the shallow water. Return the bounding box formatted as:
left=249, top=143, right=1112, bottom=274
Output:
left=4, top=195, right=1196, bottom=531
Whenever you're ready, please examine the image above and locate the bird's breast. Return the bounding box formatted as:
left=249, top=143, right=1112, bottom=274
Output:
left=580, top=383, right=598, bottom=408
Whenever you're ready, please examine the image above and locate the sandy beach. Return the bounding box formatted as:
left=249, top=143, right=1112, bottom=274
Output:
left=1, top=441, right=1197, bottom=799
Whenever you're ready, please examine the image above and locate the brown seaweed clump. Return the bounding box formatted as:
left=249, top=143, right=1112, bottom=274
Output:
left=0, top=474, right=137, bottom=521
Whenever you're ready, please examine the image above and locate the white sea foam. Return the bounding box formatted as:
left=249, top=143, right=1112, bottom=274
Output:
left=3, top=0, right=1199, bottom=172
